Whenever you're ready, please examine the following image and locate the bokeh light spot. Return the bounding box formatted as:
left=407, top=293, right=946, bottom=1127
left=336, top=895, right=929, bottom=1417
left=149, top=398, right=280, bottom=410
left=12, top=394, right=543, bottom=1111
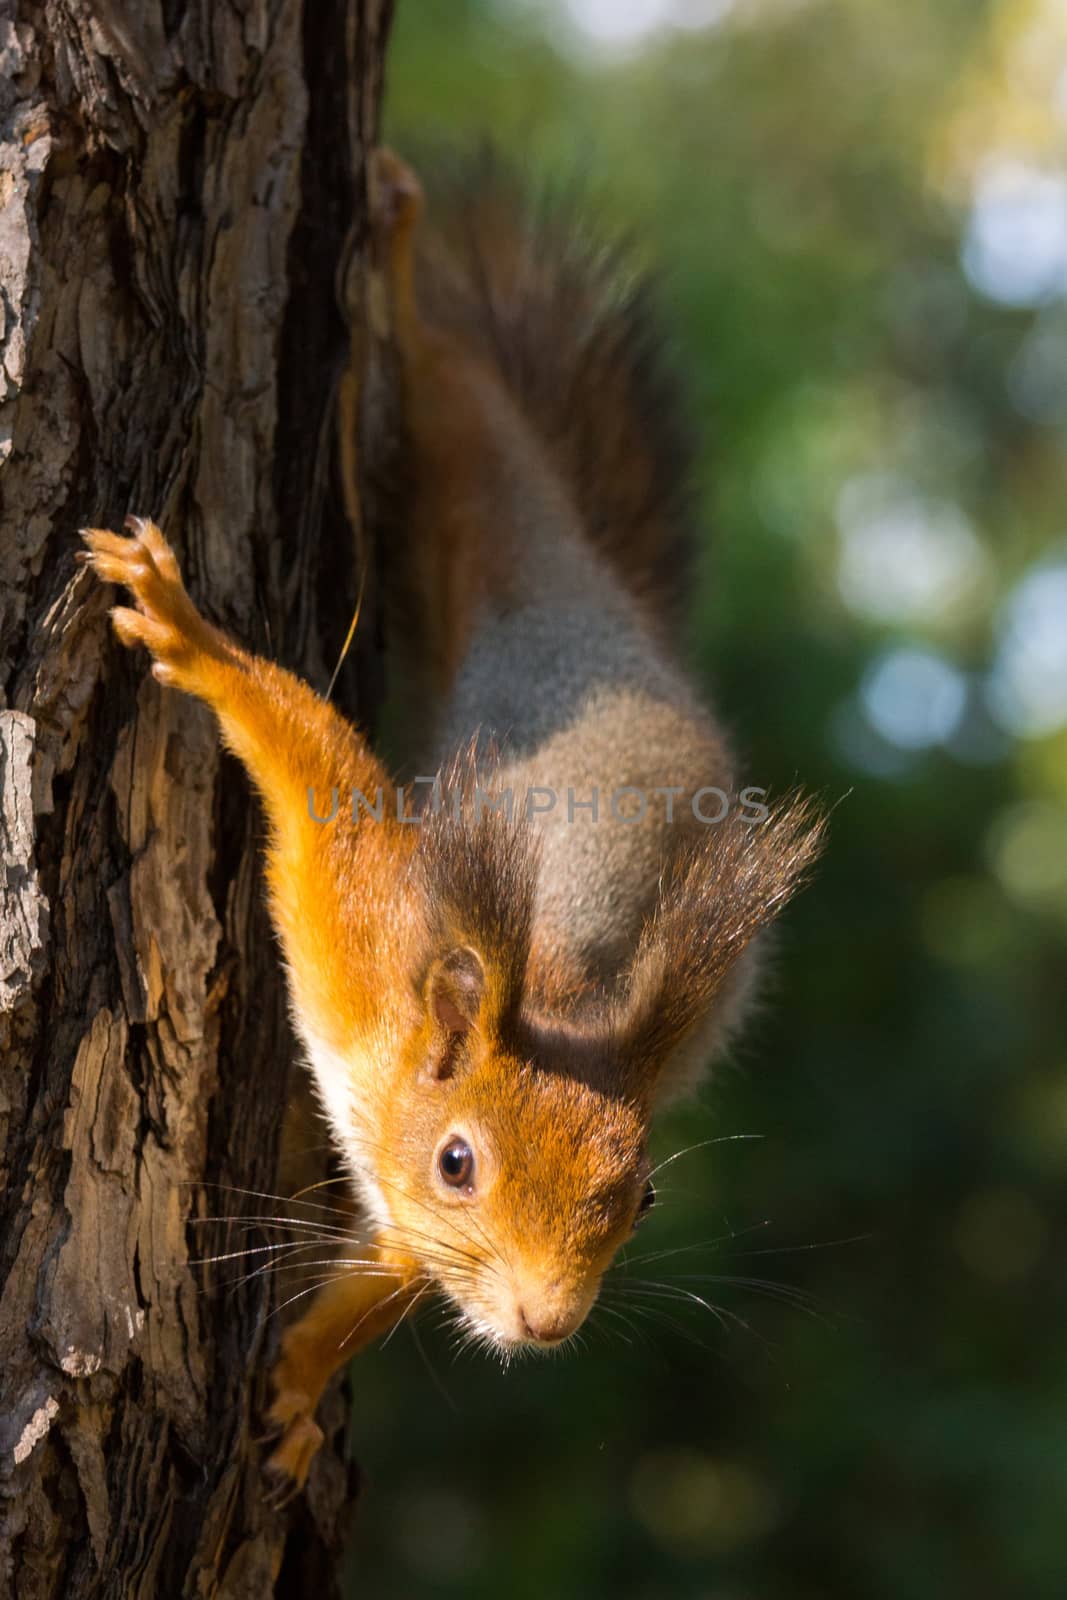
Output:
left=962, top=161, right=1067, bottom=308
left=836, top=475, right=988, bottom=624
left=630, top=1449, right=777, bottom=1555
left=988, top=563, right=1067, bottom=738
left=986, top=800, right=1067, bottom=912
left=1013, top=1071, right=1067, bottom=1171
left=860, top=647, right=968, bottom=750
left=390, top=1485, right=487, bottom=1579
left=560, top=0, right=734, bottom=54
left=920, top=876, right=1017, bottom=971
left=952, top=1188, right=1047, bottom=1284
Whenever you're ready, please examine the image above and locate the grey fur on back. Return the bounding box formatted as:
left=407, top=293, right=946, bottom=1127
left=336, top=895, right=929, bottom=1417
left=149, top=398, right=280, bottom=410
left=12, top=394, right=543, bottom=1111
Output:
left=430, top=532, right=733, bottom=988
left=374, top=151, right=826, bottom=1099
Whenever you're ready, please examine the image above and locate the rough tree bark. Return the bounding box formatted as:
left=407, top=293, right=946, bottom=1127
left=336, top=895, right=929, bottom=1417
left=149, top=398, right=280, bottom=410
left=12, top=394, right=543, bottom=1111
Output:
left=0, top=1, right=393, bottom=1593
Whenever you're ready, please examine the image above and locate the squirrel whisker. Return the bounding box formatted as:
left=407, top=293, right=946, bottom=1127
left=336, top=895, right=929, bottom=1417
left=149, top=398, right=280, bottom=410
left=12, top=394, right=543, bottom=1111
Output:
left=195, top=1214, right=359, bottom=1238
left=334, top=1277, right=430, bottom=1355
left=206, top=1253, right=404, bottom=1300
left=367, top=1214, right=494, bottom=1270
left=613, top=1301, right=710, bottom=1352
left=364, top=1165, right=510, bottom=1279
left=191, top=1237, right=361, bottom=1270
left=587, top=1303, right=646, bottom=1348
left=379, top=1279, right=437, bottom=1352
left=608, top=1279, right=771, bottom=1354
left=645, top=1133, right=766, bottom=1182
left=194, top=1182, right=358, bottom=1222
left=666, top=1273, right=834, bottom=1325
left=81, top=144, right=823, bottom=1490
left=618, top=1220, right=774, bottom=1270
left=194, top=1209, right=498, bottom=1281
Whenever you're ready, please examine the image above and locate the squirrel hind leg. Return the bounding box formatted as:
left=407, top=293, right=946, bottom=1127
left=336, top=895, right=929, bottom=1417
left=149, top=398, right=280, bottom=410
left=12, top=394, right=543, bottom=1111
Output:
left=369, top=146, right=423, bottom=236
left=369, top=146, right=424, bottom=340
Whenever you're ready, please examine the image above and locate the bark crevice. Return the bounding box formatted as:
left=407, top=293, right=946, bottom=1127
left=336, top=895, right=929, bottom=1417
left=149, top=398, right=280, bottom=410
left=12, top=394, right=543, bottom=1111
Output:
left=0, top=3, right=394, bottom=1593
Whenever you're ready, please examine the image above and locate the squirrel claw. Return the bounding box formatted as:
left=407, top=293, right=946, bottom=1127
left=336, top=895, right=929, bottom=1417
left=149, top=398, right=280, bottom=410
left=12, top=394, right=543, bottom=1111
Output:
left=79, top=517, right=218, bottom=688
left=261, top=1417, right=324, bottom=1499
left=249, top=1421, right=285, bottom=1449
left=262, top=1463, right=301, bottom=1512
left=258, top=1387, right=324, bottom=1497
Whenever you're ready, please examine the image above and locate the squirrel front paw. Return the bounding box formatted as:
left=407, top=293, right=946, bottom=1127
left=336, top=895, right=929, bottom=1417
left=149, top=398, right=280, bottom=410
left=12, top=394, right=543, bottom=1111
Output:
left=259, top=1325, right=334, bottom=1499
left=79, top=516, right=225, bottom=692
left=260, top=1383, right=325, bottom=1501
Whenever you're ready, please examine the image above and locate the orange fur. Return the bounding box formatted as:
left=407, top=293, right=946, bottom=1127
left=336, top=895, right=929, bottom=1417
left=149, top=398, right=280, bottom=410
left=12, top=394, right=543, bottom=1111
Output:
left=81, top=149, right=822, bottom=1492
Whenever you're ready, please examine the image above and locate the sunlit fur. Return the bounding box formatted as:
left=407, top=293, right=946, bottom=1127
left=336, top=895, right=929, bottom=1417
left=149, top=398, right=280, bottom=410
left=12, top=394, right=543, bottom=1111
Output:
left=285, top=772, right=819, bottom=1354
left=79, top=145, right=823, bottom=1487
left=371, top=1060, right=646, bottom=1350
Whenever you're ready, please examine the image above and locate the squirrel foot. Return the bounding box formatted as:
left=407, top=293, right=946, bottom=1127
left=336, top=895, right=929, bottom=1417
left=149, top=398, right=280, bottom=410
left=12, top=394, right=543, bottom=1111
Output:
left=369, top=145, right=423, bottom=242
left=260, top=1383, right=325, bottom=1499
left=259, top=1318, right=334, bottom=1495
left=369, top=148, right=424, bottom=350
left=79, top=517, right=225, bottom=692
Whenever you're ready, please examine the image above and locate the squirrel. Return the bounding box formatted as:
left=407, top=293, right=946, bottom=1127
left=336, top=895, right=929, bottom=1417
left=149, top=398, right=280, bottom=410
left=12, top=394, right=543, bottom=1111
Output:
left=80, top=147, right=822, bottom=1491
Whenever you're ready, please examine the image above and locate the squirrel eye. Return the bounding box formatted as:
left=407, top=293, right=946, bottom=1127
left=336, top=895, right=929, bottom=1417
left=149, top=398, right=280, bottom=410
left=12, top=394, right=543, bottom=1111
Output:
left=438, top=1137, right=474, bottom=1189
left=634, top=1179, right=656, bottom=1227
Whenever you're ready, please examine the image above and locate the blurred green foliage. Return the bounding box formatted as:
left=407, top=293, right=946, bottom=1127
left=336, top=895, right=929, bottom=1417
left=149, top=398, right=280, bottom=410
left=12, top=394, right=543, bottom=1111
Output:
left=345, top=2, right=1067, bottom=1595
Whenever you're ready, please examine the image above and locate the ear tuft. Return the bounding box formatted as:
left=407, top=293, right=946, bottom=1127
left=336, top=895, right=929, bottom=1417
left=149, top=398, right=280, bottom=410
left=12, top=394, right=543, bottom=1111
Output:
left=616, top=792, right=825, bottom=1091
left=428, top=946, right=485, bottom=1038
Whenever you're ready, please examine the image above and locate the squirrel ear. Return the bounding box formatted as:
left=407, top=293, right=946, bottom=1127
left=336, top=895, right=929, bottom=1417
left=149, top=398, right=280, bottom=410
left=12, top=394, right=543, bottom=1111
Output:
left=615, top=796, right=824, bottom=1096
left=425, top=947, right=485, bottom=1077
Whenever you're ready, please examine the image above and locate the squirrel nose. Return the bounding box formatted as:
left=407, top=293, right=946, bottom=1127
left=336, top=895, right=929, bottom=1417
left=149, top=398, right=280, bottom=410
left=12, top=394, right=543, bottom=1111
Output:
left=518, top=1306, right=572, bottom=1345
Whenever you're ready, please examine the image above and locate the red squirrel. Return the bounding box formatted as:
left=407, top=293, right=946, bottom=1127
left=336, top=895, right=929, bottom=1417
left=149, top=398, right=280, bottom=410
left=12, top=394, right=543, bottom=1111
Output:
left=81, top=148, right=821, bottom=1490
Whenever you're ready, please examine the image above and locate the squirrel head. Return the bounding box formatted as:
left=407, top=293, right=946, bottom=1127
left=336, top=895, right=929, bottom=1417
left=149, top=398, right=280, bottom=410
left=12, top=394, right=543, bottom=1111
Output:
left=380, top=980, right=652, bottom=1349
left=350, top=783, right=822, bottom=1354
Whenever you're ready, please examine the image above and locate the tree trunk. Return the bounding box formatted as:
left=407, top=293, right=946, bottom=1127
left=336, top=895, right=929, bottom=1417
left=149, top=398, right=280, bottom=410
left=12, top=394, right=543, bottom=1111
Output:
left=0, top=1, right=393, bottom=1593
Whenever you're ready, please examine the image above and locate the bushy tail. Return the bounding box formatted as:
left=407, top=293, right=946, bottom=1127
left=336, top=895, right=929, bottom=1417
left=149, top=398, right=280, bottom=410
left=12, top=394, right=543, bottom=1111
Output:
left=413, top=145, right=697, bottom=623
